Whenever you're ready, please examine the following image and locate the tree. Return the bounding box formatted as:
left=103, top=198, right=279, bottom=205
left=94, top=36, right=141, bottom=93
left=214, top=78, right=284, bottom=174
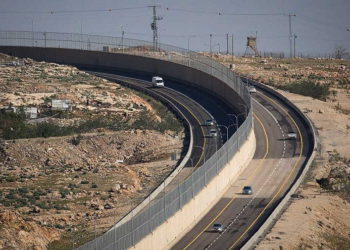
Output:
left=334, top=46, right=349, bottom=59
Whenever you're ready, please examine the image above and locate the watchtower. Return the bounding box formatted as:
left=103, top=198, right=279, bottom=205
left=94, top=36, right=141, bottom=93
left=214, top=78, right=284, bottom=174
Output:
left=244, top=36, right=260, bottom=57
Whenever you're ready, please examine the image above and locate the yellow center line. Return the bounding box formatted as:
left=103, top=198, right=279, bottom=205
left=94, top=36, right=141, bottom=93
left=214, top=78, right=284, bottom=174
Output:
left=183, top=112, right=269, bottom=250
left=229, top=92, right=304, bottom=249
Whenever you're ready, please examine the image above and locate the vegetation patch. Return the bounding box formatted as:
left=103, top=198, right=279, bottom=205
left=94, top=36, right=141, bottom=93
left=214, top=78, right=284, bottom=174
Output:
left=280, top=80, right=330, bottom=101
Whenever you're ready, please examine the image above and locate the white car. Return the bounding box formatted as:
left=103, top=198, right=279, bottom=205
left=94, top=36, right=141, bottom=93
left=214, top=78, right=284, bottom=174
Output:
left=287, top=132, right=297, bottom=139
left=209, top=129, right=218, bottom=137
left=248, top=86, right=257, bottom=93
left=204, top=119, right=215, bottom=126
left=152, top=76, right=164, bottom=87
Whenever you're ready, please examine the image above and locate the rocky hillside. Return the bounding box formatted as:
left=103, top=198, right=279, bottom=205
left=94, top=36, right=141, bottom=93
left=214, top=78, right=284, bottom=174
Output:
left=0, top=54, right=185, bottom=249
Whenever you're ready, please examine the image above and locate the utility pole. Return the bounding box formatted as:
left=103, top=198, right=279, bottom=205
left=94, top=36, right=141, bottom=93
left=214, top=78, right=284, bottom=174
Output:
left=293, top=34, right=297, bottom=58
left=231, top=34, right=234, bottom=62
left=31, top=19, right=34, bottom=47
left=209, top=33, right=212, bottom=57
left=149, top=5, right=162, bottom=51
left=121, top=25, right=125, bottom=53
left=226, top=33, right=229, bottom=54
left=288, top=13, right=296, bottom=58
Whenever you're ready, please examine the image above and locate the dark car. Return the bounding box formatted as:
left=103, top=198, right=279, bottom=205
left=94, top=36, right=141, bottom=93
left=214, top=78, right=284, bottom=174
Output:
left=242, top=186, right=253, bottom=195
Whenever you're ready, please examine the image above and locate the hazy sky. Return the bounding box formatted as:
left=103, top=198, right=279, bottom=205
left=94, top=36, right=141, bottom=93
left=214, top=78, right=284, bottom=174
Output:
left=0, top=0, right=349, bottom=56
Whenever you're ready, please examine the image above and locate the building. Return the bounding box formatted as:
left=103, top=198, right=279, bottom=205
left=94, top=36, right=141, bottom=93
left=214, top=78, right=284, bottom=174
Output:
left=24, top=107, right=38, bottom=119
left=51, top=99, right=72, bottom=111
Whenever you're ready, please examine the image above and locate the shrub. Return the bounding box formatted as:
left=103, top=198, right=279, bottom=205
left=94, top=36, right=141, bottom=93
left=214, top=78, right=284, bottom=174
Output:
left=5, top=175, right=17, bottom=182
left=18, top=187, right=29, bottom=194
left=70, top=134, right=83, bottom=146
left=68, top=183, right=78, bottom=189
left=91, top=183, right=98, bottom=188
left=59, top=188, right=70, bottom=198
left=80, top=180, right=89, bottom=184
left=280, top=80, right=330, bottom=101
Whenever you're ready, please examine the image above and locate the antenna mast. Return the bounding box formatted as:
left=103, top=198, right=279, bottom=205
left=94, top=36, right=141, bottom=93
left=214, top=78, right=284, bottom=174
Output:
left=150, top=5, right=162, bottom=51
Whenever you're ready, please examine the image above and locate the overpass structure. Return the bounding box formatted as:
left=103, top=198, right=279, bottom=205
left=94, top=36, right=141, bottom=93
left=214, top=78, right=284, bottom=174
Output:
left=0, top=31, right=316, bottom=250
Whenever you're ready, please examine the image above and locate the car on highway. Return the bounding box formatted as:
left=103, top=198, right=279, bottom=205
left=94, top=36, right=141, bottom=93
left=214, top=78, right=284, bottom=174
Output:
left=152, top=76, right=164, bottom=87
left=287, top=132, right=297, bottom=139
left=209, top=129, right=218, bottom=137
left=213, top=223, right=223, bottom=232
left=242, top=186, right=253, bottom=195
left=204, top=119, right=215, bottom=126
left=248, top=86, right=257, bottom=94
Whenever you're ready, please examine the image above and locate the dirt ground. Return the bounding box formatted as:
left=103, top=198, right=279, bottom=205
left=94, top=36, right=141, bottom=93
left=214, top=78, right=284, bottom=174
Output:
left=0, top=54, right=185, bottom=249
left=213, top=55, right=350, bottom=249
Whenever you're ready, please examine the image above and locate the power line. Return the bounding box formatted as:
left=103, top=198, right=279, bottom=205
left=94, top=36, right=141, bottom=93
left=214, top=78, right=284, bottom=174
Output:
left=165, top=7, right=285, bottom=16
left=0, top=6, right=149, bottom=15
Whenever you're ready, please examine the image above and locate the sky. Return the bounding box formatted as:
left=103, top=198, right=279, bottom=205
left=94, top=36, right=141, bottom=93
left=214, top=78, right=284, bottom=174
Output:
left=0, top=0, right=349, bottom=57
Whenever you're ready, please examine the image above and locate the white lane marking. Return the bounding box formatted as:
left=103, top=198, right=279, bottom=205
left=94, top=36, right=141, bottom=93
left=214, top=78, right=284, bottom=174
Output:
left=205, top=98, right=287, bottom=249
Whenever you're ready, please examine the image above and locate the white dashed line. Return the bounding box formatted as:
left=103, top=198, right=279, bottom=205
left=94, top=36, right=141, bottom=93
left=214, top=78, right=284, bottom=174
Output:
left=205, top=99, right=287, bottom=249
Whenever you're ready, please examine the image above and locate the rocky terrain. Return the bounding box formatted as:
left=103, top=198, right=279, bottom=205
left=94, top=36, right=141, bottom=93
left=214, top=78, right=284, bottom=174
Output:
left=0, top=53, right=185, bottom=249
left=212, top=54, right=350, bottom=249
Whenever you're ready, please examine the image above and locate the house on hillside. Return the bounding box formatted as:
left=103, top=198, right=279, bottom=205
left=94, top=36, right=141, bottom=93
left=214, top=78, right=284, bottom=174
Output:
left=51, top=99, right=72, bottom=111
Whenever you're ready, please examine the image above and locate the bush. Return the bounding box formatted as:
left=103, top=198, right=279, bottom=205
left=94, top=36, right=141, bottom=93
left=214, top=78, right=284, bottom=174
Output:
left=68, top=183, right=78, bottom=189
left=91, top=183, right=98, bottom=188
left=280, top=80, right=330, bottom=101
left=70, top=134, right=83, bottom=146
left=59, top=188, right=70, bottom=198
left=5, top=175, right=17, bottom=182
left=80, top=180, right=89, bottom=184
left=18, top=187, right=29, bottom=194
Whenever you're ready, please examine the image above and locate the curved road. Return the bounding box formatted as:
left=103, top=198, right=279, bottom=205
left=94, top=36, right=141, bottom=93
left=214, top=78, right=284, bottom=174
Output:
left=172, top=89, right=310, bottom=249
left=86, top=70, right=310, bottom=250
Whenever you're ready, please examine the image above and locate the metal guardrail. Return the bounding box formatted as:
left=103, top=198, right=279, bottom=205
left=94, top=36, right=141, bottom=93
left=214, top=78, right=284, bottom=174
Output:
left=0, top=31, right=252, bottom=250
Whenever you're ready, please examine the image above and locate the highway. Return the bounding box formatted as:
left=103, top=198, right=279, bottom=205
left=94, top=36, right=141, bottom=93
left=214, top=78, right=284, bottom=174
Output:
left=85, top=70, right=311, bottom=250
left=172, top=88, right=310, bottom=249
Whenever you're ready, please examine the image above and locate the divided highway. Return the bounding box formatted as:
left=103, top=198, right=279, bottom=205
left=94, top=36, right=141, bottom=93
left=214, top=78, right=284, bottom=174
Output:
left=172, top=88, right=310, bottom=249
left=86, top=70, right=310, bottom=250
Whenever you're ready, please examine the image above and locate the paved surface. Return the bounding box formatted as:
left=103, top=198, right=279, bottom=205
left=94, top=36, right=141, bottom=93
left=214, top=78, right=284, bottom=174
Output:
left=171, top=89, right=310, bottom=250
left=85, top=70, right=311, bottom=250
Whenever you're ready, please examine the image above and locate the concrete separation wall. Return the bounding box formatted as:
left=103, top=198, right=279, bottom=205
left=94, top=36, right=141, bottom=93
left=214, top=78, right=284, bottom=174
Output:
left=0, top=46, right=246, bottom=114
left=101, top=77, right=194, bottom=230
left=241, top=78, right=317, bottom=250
left=133, top=130, right=256, bottom=250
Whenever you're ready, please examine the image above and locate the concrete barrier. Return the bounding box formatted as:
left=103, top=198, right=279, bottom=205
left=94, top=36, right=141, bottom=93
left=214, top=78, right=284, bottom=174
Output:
left=133, top=130, right=256, bottom=250
left=100, top=76, right=194, bottom=231
left=0, top=46, right=246, bottom=114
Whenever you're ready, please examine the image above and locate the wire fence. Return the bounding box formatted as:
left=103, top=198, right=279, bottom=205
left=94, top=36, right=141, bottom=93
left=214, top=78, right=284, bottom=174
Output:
left=0, top=30, right=252, bottom=250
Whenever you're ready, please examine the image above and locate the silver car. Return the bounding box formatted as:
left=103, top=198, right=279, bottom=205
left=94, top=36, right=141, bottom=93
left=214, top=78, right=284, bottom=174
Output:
left=209, top=129, right=218, bottom=137
left=205, top=119, right=215, bottom=126
left=213, top=223, right=223, bottom=232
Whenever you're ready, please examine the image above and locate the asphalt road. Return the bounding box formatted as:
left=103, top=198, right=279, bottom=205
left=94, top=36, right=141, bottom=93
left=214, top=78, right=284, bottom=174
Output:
left=84, top=70, right=311, bottom=250
left=172, top=89, right=310, bottom=250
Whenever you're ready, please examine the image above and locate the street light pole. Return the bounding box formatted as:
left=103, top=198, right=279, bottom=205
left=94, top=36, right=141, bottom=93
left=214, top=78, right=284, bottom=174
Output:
left=228, top=113, right=246, bottom=130
left=209, top=34, right=212, bottom=57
